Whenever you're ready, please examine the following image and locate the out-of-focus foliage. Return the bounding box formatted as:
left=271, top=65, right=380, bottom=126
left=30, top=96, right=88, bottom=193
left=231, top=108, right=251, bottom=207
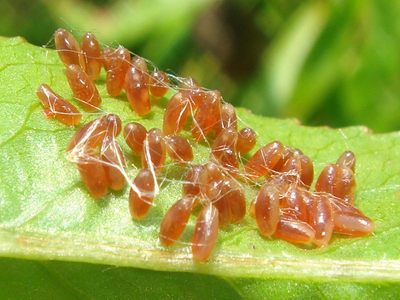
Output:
left=1, top=0, right=399, bottom=132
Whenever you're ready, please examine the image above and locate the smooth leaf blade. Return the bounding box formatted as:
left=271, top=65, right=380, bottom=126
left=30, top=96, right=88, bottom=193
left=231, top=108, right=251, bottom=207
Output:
left=0, top=36, right=399, bottom=287
left=2, top=257, right=400, bottom=300
left=0, top=257, right=241, bottom=300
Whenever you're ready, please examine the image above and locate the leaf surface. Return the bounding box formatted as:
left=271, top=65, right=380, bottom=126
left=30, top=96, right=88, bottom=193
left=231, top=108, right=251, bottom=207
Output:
left=0, top=37, right=399, bottom=298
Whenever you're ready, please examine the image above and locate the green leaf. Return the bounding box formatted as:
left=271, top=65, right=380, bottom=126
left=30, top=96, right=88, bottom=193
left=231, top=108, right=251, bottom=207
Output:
left=0, top=257, right=241, bottom=300
left=2, top=257, right=400, bottom=300
left=0, top=37, right=399, bottom=298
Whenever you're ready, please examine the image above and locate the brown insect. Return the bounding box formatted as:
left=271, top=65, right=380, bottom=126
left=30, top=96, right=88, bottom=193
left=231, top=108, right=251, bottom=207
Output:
left=159, top=197, right=196, bottom=246
left=54, top=28, right=86, bottom=70
left=191, top=203, right=219, bottom=262
left=67, top=114, right=126, bottom=199
left=141, top=128, right=167, bottom=174
left=182, top=164, right=204, bottom=197
left=124, top=122, right=147, bottom=156
left=100, top=134, right=126, bottom=191
left=315, top=163, right=355, bottom=204
left=36, top=83, right=81, bottom=126
left=244, top=141, right=284, bottom=178
left=103, top=46, right=131, bottom=97
left=236, top=127, right=257, bottom=154
left=125, top=57, right=151, bottom=116
left=308, top=193, right=334, bottom=247
left=331, top=199, right=374, bottom=236
left=274, top=148, right=314, bottom=189
left=67, top=114, right=121, bottom=152
left=165, top=135, right=194, bottom=163
left=179, top=77, right=205, bottom=109
left=211, top=128, right=239, bottom=174
left=163, top=92, right=191, bottom=135
left=81, top=32, right=103, bottom=81
left=274, top=217, right=315, bottom=245
left=191, top=90, right=222, bottom=141
left=254, top=183, right=280, bottom=237
left=216, top=102, right=237, bottom=134
left=129, top=168, right=157, bottom=220
left=65, top=64, right=102, bottom=111
left=78, top=157, right=109, bottom=199
left=149, top=70, right=170, bottom=98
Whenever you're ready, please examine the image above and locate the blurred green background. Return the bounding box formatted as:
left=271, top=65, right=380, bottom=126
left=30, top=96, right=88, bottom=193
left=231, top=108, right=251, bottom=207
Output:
left=1, top=0, right=399, bottom=133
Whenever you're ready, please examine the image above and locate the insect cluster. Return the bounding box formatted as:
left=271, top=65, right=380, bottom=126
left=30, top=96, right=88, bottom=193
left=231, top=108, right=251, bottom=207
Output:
left=36, top=28, right=374, bottom=262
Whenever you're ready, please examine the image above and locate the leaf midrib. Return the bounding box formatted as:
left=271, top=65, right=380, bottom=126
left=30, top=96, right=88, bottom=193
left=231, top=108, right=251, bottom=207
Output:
left=1, top=227, right=399, bottom=282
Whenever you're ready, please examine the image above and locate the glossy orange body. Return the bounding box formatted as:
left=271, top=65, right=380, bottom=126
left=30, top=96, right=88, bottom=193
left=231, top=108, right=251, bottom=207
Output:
left=149, top=70, right=169, bottom=97
left=179, top=77, right=205, bottom=109
left=227, top=182, right=246, bottom=224
left=299, top=154, right=314, bottom=188
left=212, top=128, right=237, bottom=152
left=191, top=91, right=222, bottom=141
left=273, top=147, right=296, bottom=171
left=236, top=127, right=256, bottom=154
left=215, top=148, right=239, bottom=175
left=36, top=84, right=81, bottom=126
left=71, top=114, right=122, bottom=198
left=216, top=103, right=237, bottom=134
left=100, top=135, right=126, bottom=191
left=131, top=56, right=147, bottom=71
left=103, top=46, right=131, bottom=96
left=67, top=114, right=121, bottom=152
left=67, top=119, right=103, bottom=151
left=254, top=184, right=280, bottom=237
left=159, top=197, right=194, bottom=246
left=315, top=164, right=356, bottom=204
left=54, top=28, right=85, bottom=69
left=315, top=164, right=336, bottom=195
left=280, top=154, right=313, bottom=188
left=244, top=141, right=284, bottom=178
left=78, top=157, right=109, bottom=199
left=280, top=186, right=308, bottom=222
left=309, top=194, right=334, bottom=247
left=124, top=122, right=147, bottom=155
left=129, top=169, right=156, bottom=220
left=336, top=150, right=356, bottom=172
left=273, top=148, right=313, bottom=188
left=330, top=198, right=373, bottom=236
left=192, top=204, right=219, bottom=262
left=65, top=64, right=101, bottom=111
left=333, top=212, right=374, bottom=236
left=274, top=217, right=315, bottom=245
left=81, top=32, right=102, bottom=80
left=211, top=128, right=239, bottom=172
left=165, top=135, right=193, bottom=162
left=199, top=162, right=225, bottom=198
left=334, top=166, right=356, bottom=204
left=280, top=156, right=302, bottom=181
left=163, top=92, right=191, bottom=135
left=211, top=178, right=246, bottom=226
left=182, top=165, right=204, bottom=197
left=125, top=58, right=151, bottom=116
left=142, top=128, right=166, bottom=172
left=103, top=114, right=122, bottom=136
